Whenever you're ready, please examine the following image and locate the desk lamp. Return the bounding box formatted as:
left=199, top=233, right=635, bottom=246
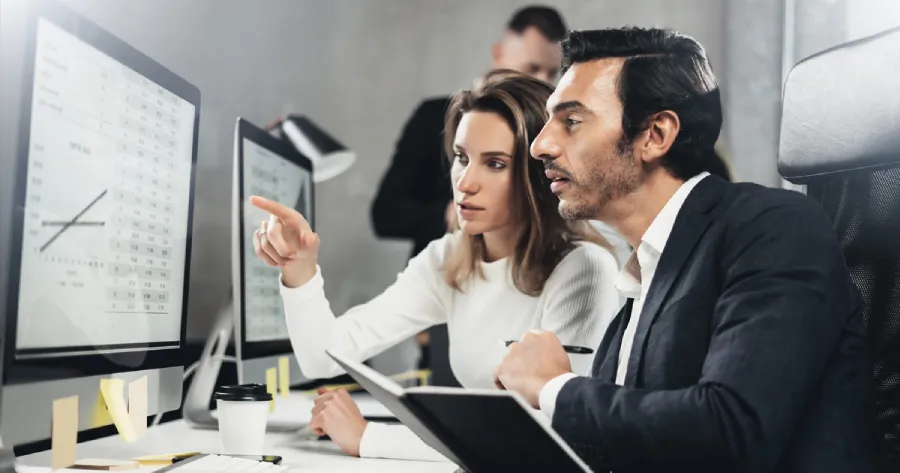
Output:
left=268, top=115, right=356, bottom=183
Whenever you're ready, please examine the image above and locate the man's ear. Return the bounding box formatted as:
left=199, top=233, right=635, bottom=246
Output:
left=637, top=110, right=680, bottom=165
left=491, top=42, right=503, bottom=67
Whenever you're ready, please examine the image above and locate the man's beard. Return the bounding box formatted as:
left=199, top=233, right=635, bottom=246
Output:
left=554, top=139, right=642, bottom=221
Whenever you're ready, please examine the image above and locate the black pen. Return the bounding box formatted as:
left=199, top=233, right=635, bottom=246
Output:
left=504, top=340, right=594, bottom=355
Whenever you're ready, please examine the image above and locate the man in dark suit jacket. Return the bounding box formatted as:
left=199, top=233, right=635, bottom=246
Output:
left=496, top=28, right=872, bottom=472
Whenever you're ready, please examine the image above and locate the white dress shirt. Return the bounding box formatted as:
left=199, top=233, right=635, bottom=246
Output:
left=539, top=172, right=710, bottom=418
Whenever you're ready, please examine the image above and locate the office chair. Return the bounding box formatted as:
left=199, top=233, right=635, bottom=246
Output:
left=778, top=26, right=900, bottom=473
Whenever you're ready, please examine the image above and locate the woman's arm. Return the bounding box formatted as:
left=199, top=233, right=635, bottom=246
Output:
left=281, top=235, right=456, bottom=379
left=359, top=423, right=449, bottom=462
left=309, top=388, right=450, bottom=462
left=538, top=244, right=622, bottom=376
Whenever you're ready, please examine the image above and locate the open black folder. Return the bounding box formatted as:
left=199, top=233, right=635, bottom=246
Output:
left=326, top=350, right=592, bottom=473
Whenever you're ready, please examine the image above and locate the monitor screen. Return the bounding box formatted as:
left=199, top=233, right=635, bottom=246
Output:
left=240, top=137, right=313, bottom=344
left=12, top=17, right=196, bottom=358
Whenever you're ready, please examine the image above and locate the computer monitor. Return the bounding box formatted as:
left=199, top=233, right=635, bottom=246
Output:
left=233, top=117, right=312, bottom=387
left=0, top=0, right=200, bottom=449
left=182, top=118, right=311, bottom=430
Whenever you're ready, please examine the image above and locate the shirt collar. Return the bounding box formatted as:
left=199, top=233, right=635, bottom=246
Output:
left=614, top=172, right=710, bottom=297
left=616, top=253, right=643, bottom=298
left=640, top=172, right=710, bottom=254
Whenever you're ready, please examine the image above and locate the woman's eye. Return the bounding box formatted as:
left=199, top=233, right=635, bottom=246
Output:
left=488, top=160, right=506, bottom=170
left=454, top=153, right=468, bottom=165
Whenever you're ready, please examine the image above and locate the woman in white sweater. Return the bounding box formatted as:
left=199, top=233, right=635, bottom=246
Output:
left=249, top=71, right=621, bottom=462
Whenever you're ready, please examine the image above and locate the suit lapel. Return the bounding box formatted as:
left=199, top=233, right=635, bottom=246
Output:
left=594, top=300, right=632, bottom=381
left=623, top=177, right=726, bottom=386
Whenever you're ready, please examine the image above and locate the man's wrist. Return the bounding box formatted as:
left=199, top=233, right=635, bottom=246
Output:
left=539, top=372, right=578, bottom=419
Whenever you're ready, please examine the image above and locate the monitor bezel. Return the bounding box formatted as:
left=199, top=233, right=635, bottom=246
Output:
left=2, top=0, right=201, bottom=384
left=234, top=117, right=315, bottom=361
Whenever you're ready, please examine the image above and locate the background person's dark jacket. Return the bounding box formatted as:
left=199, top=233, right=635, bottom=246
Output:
left=371, top=97, right=452, bottom=259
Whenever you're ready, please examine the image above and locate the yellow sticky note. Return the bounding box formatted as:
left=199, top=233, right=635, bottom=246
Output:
left=128, top=376, right=148, bottom=439
left=278, top=357, right=290, bottom=398
left=266, top=367, right=277, bottom=412
left=99, top=378, right=137, bottom=442
left=51, top=395, right=78, bottom=470
left=90, top=387, right=113, bottom=428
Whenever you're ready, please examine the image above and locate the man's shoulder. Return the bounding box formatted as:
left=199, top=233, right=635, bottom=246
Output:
left=706, top=180, right=848, bottom=266
left=412, top=96, right=453, bottom=117
left=398, top=96, right=452, bottom=134
left=420, top=95, right=453, bottom=108
left=716, top=180, right=827, bottom=227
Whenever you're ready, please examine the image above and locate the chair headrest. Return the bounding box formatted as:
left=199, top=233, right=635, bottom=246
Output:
left=778, top=26, right=900, bottom=183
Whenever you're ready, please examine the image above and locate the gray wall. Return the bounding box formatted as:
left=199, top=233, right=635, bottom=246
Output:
left=1, top=0, right=723, bottom=373
left=721, top=0, right=785, bottom=187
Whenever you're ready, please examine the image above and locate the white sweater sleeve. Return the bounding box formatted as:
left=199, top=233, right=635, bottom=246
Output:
left=539, top=243, right=621, bottom=376
left=280, top=235, right=455, bottom=380
left=359, top=422, right=449, bottom=462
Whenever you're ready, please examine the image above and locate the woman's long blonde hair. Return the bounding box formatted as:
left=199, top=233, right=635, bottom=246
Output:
left=442, top=71, right=612, bottom=296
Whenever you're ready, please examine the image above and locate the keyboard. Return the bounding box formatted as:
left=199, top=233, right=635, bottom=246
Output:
left=155, top=454, right=292, bottom=472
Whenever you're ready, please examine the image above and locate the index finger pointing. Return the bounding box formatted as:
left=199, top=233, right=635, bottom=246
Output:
left=250, top=196, right=299, bottom=222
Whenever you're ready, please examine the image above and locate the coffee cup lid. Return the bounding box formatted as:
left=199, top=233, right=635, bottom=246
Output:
left=213, top=383, right=273, bottom=402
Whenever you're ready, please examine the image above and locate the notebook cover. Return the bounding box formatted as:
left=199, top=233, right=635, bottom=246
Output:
left=405, top=388, right=592, bottom=472
left=325, top=350, right=469, bottom=469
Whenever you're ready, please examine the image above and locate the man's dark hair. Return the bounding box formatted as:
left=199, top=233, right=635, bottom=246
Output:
left=562, top=27, right=722, bottom=180
left=507, top=6, right=567, bottom=42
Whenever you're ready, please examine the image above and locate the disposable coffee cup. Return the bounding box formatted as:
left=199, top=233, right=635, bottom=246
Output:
left=214, top=384, right=272, bottom=455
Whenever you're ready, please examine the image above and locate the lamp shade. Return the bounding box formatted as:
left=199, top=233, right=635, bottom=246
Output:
left=271, top=115, right=356, bottom=183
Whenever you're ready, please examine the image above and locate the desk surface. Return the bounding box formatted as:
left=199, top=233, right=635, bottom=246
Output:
left=16, top=392, right=458, bottom=472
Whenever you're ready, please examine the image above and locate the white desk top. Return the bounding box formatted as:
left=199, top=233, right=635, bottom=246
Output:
left=16, top=392, right=458, bottom=472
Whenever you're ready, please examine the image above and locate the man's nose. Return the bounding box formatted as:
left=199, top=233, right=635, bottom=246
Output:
left=531, top=124, right=561, bottom=162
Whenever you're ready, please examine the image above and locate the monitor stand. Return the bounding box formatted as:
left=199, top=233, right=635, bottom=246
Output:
left=182, top=300, right=307, bottom=432
left=0, top=448, right=14, bottom=473
left=0, top=435, right=13, bottom=473
left=182, top=301, right=233, bottom=430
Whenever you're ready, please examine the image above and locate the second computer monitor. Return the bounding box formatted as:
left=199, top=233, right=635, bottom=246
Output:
left=232, top=118, right=312, bottom=386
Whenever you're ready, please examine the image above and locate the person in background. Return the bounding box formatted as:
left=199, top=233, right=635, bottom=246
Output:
left=251, top=72, right=621, bottom=462
left=369, top=5, right=570, bottom=378
left=370, top=4, right=567, bottom=261
left=495, top=27, right=871, bottom=472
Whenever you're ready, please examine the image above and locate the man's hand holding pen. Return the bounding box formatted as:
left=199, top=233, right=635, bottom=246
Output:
left=495, top=329, right=575, bottom=409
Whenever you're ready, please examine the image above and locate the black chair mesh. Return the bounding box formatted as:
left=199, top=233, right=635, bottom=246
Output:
left=806, top=166, right=900, bottom=472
